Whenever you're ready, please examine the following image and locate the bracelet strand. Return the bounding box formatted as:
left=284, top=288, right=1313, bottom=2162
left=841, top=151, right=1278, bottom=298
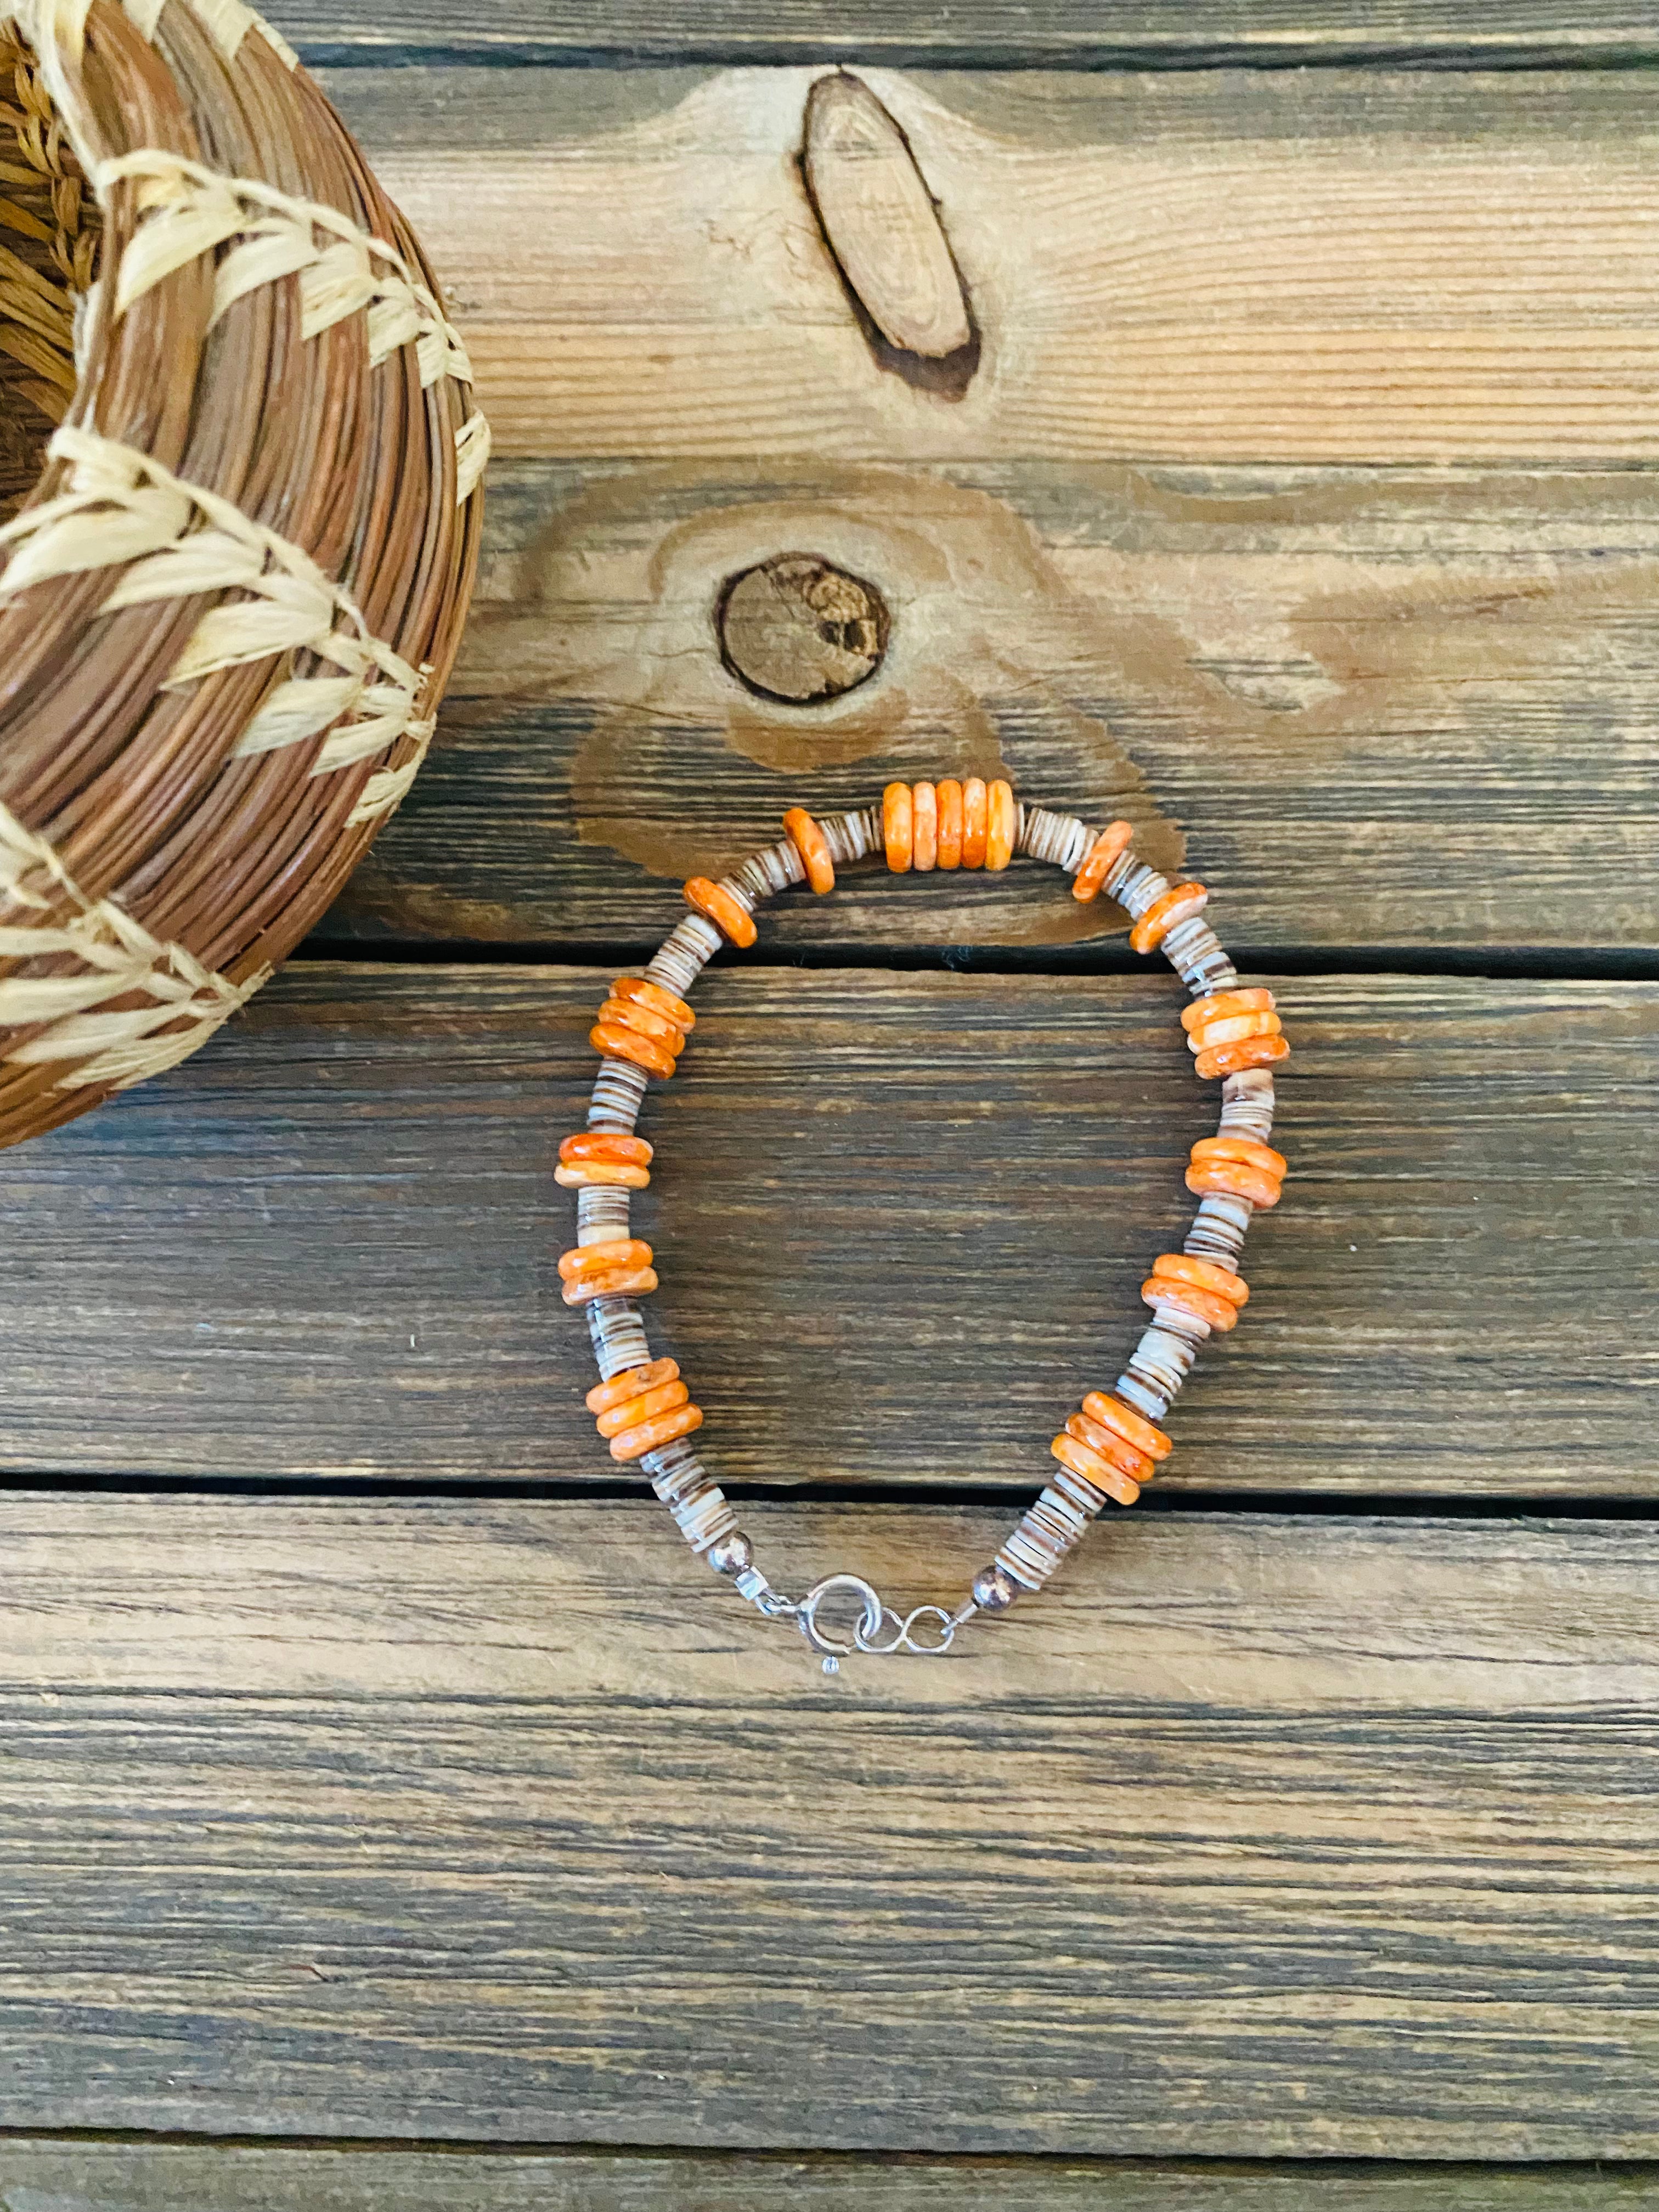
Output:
left=558, top=780, right=1288, bottom=1671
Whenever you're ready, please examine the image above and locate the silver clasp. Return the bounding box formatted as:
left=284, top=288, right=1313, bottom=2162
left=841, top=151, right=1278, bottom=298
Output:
left=797, top=1573, right=963, bottom=1673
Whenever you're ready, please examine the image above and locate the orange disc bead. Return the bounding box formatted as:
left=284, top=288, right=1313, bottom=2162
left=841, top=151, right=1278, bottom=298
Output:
left=555, top=1160, right=651, bottom=1189
left=1066, top=1410, right=1154, bottom=1484
left=1073, top=820, right=1133, bottom=904
left=684, top=877, right=757, bottom=949
left=1130, top=882, right=1207, bottom=955
left=1180, top=988, right=1275, bottom=1035
left=1191, top=1135, right=1286, bottom=1181
left=1194, top=1033, right=1291, bottom=1081
left=883, top=782, right=914, bottom=872
left=590, top=1020, right=677, bottom=1079
left=595, top=1376, right=689, bottom=1438
left=586, top=1358, right=679, bottom=1416
left=961, top=776, right=989, bottom=867
left=1051, top=1430, right=1139, bottom=1508
left=1080, top=1390, right=1172, bottom=1462
left=561, top=1133, right=653, bottom=1169
left=783, top=807, right=836, bottom=895
left=985, top=779, right=1015, bottom=871
left=1186, top=1159, right=1282, bottom=1210
left=559, top=1239, right=653, bottom=1282
left=1187, top=1012, right=1280, bottom=1056
left=562, top=1266, right=658, bottom=1306
left=1151, top=1252, right=1249, bottom=1307
left=610, top=1400, right=704, bottom=1463
left=597, top=996, right=686, bottom=1052
left=1141, top=1274, right=1239, bottom=1333
left=912, top=782, right=939, bottom=872
left=935, top=779, right=964, bottom=869
left=611, top=976, right=695, bottom=1034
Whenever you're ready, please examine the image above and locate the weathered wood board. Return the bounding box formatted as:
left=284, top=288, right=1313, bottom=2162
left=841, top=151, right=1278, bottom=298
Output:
left=324, top=455, right=1659, bottom=955
left=313, top=67, right=1659, bottom=464
left=3, top=1496, right=1659, bottom=2154
left=0, top=963, right=1651, bottom=1493
left=0, top=2145, right=1652, bottom=2209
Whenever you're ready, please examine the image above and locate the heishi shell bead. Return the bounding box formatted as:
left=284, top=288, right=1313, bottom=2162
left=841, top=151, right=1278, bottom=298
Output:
left=684, top=876, right=758, bottom=949
left=1195, top=1032, right=1291, bottom=1080
left=1080, top=1390, right=1172, bottom=1462
left=611, top=975, right=696, bottom=1034
left=972, top=1563, right=1018, bottom=1611
left=935, top=778, right=964, bottom=868
left=783, top=807, right=836, bottom=894
left=610, top=1400, right=705, bottom=1462
left=1130, top=881, right=1207, bottom=954
left=1072, top=819, right=1134, bottom=903
left=882, top=782, right=914, bottom=872
left=960, top=776, right=989, bottom=867
left=1051, top=1430, right=1139, bottom=1506
left=985, top=779, right=1015, bottom=871
left=595, top=1376, right=689, bottom=1437
left=1140, top=1272, right=1240, bottom=1333
left=707, top=1530, right=754, bottom=1576
left=586, top=1358, right=680, bottom=1415
left=1151, top=1252, right=1249, bottom=1307
left=590, top=1019, right=678, bottom=1080
left=912, top=782, right=939, bottom=871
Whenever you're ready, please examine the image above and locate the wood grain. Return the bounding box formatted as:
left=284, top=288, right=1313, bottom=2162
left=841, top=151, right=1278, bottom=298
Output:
left=317, top=66, right=1659, bottom=464
left=3, top=1496, right=1659, bottom=2152
left=0, top=2146, right=1652, bottom=2209
left=278, top=1, right=1659, bottom=66
left=326, top=454, right=1659, bottom=955
left=2, top=962, right=1652, bottom=1493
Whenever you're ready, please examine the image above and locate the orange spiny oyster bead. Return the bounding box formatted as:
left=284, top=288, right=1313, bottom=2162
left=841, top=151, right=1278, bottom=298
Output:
left=961, top=776, right=989, bottom=867
left=1130, top=881, right=1207, bottom=954
left=1181, top=986, right=1274, bottom=1036
left=610, top=1400, right=704, bottom=1463
left=1080, top=1390, right=1172, bottom=1463
left=611, top=975, right=695, bottom=1034
left=935, top=778, right=964, bottom=869
left=1151, top=1252, right=1249, bottom=1308
left=595, top=1374, right=689, bottom=1438
left=559, top=1238, right=659, bottom=1305
left=1187, top=1135, right=1286, bottom=1210
left=985, top=779, right=1015, bottom=871
left=1073, top=820, right=1133, bottom=904
left=783, top=806, right=836, bottom=894
left=1065, top=1409, right=1154, bottom=1485
left=1195, top=1034, right=1290, bottom=1080
left=586, top=1357, right=680, bottom=1416
left=596, top=994, right=686, bottom=1053
left=685, top=876, right=757, bottom=948
left=1141, top=1268, right=1240, bottom=1333
left=1182, top=987, right=1289, bottom=1079
left=1051, top=1429, right=1139, bottom=1507
left=912, top=781, right=939, bottom=871
left=883, top=782, right=914, bottom=872
left=590, top=1018, right=678, bottom=1080
left=555, top=1132, right=654, bottom=1189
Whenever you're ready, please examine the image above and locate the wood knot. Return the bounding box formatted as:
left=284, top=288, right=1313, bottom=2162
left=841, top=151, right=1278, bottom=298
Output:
left=717, top=553, right=890, bottom=706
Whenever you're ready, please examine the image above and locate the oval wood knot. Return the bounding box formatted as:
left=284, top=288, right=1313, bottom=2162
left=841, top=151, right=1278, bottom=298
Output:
left=717, top=552, right=890, bottom=705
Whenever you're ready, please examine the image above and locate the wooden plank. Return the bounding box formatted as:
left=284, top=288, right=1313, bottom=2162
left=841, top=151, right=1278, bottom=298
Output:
left=4, top=1496, right=1659, bottom=2152
left=1, top=962, right=1651, bottom=1493
left=280, top=1, right=1659, bottom=66
left=309, top=67, right=1659, bottom=464
left=327, top=454, right=1659, bottom=956
left=0, top=2144, right=1650, bottom=2209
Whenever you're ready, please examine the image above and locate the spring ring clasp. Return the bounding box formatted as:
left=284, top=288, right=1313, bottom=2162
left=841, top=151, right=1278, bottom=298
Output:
left=797, top=1575, right=960, bottom=1672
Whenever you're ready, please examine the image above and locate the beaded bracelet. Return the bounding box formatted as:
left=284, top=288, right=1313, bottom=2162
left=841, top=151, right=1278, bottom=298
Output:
left=559, top=778, right=1288, bottom=1672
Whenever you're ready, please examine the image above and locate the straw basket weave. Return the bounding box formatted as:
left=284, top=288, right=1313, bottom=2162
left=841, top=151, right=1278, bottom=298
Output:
left=0, top=0, right=484, bottom=1149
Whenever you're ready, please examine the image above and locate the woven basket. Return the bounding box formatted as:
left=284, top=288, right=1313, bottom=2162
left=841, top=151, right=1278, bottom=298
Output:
left=0, top=0, right=483, bottom=1148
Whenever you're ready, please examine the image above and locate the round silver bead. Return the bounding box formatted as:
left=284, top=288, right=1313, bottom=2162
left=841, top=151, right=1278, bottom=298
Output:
left=707, top=1530, right=754, bottom=1577
left=971, top=1564, right=1018, bottom=1612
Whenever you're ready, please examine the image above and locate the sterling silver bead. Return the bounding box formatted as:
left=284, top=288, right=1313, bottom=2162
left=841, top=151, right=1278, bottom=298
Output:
left=971, top=1564, right=1018, bottom=1612
left=708, top=1530, right=754, bottom=1577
